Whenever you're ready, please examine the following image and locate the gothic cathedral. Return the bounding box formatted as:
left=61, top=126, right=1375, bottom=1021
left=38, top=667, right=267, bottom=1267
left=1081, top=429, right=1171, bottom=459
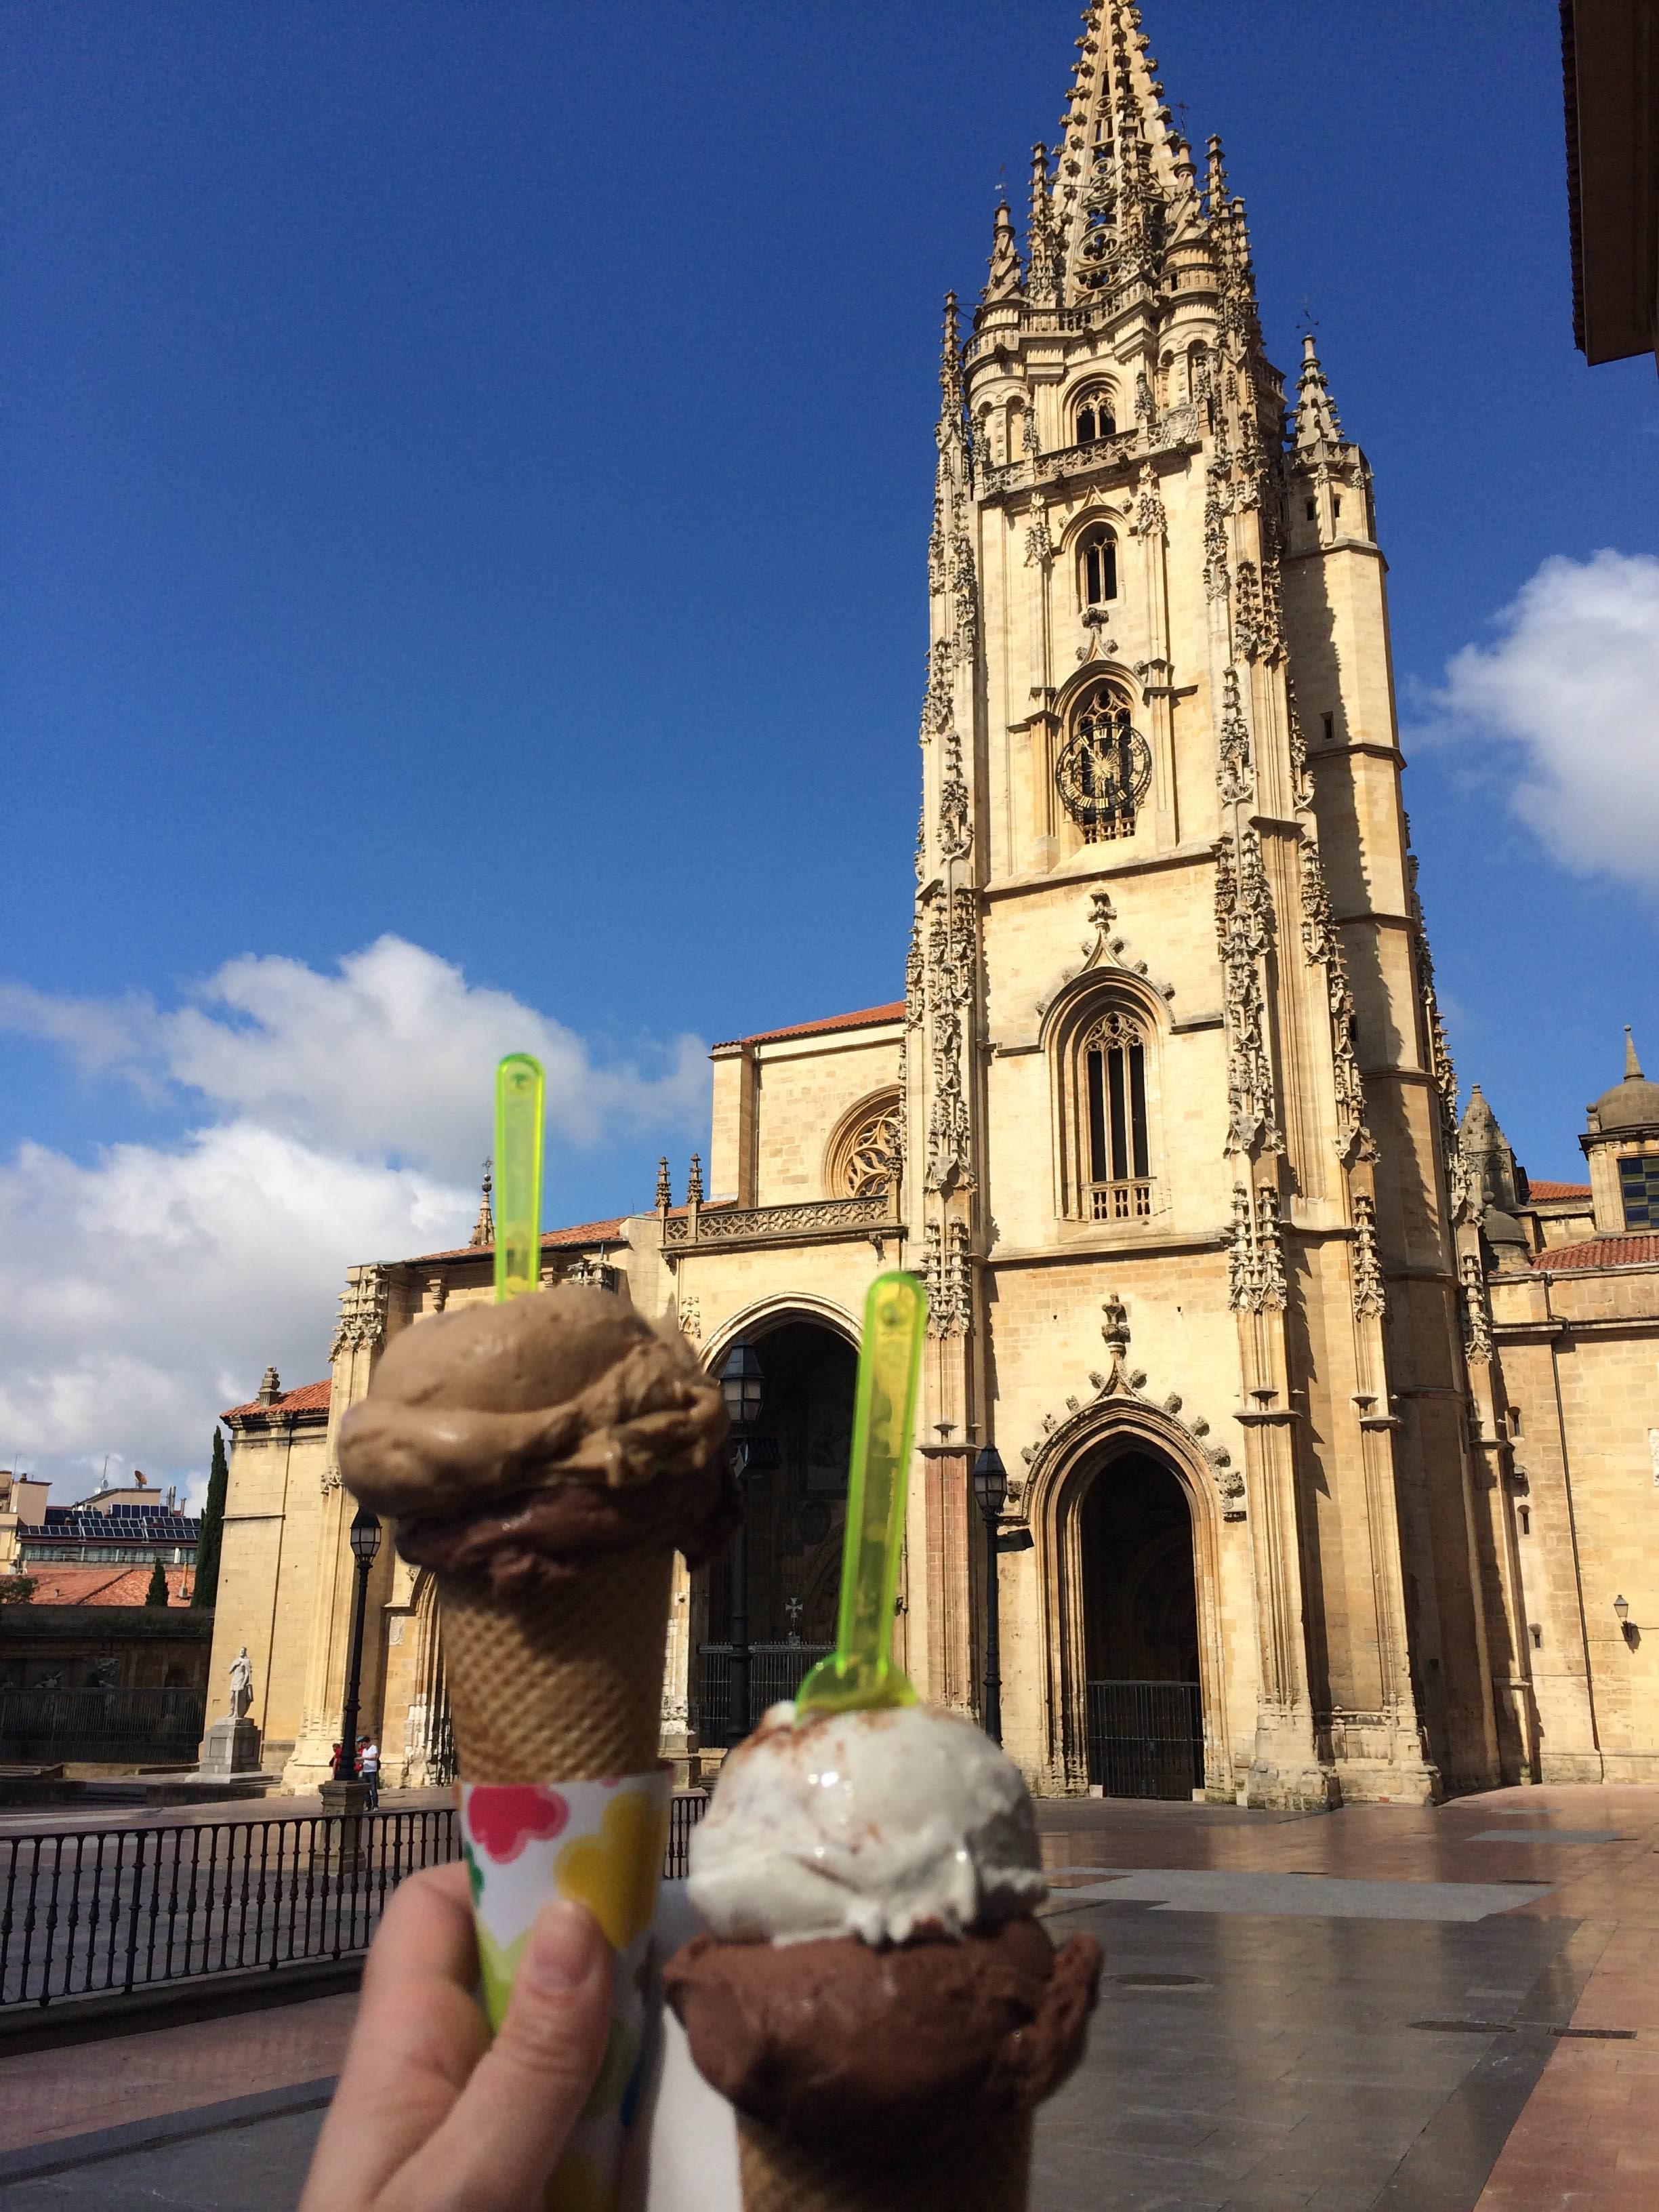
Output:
left=218, top=2, right=1641, bottom=1810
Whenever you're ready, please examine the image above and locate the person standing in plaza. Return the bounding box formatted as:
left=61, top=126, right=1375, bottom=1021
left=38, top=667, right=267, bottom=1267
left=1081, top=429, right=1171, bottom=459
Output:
left=359, top=1734, right=380, bottom=1810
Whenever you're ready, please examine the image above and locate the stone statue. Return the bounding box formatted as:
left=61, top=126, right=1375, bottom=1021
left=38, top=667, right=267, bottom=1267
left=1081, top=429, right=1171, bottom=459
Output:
left=228, top=1645, right=253, bottom=1720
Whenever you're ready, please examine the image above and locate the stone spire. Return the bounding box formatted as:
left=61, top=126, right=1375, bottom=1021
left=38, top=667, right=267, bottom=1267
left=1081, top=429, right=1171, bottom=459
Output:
left=938, top=290, right=963, bottom=422
left=981, top=201, right=1023, bottom=305
left=468, top=1158, right=494, bottom=1248
left=1292, top=331, right=1344, bottom=459
left=1626, top=1025, right=1644, bottom=1079
left=1459, top=1085, right=1523, bottom=1216
left=1051, top=1, right=1200, bottom=306
left=1026, top=143, right=1059, bottom=307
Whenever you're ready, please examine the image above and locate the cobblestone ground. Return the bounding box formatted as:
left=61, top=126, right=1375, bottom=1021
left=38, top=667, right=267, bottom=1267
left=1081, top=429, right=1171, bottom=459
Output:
left=0, top=1785, right=1652, bottom=2211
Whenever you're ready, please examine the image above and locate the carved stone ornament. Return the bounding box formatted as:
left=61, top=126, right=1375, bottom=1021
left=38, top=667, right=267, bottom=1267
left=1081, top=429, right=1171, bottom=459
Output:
left=938, top=728, right=972, bottom=861
left=330, top=1267, right=388, bottom=1362
left=1216, top=665, right=1254, bottom=804
left=925, top=1218, right=970, bottom=1338
left=919, top=884, right=978, bottom=1195
left=1406, top=834, right=1473, bottom=1218
left=1227, top=1183, right=1288, bottom=1313
left=1013, top=1300, right=1244, bottom=1515
left=678, top=1294, right=702, bottom=1342
left=1129, top=461, right=1166, bottom=541
left=1460, top=1252, right=1494, bottom=1363
left=1214, top=832, right=1282, bottom=1158
left=834, top=1096, right=901, bottom=1199
left=1352, top=1195, right=1387, bottom=1320
left=1299, top=832, right=1376, bottom=1166
left=1233, top=561, right=1265, bottom=661
left=1024, top=510, right=1054, bottom=567
left=919, top=638, right=954, bottom=743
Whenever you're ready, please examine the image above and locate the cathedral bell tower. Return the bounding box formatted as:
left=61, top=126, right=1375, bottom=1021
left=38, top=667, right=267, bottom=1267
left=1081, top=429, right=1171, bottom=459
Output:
left=901, top=1, right=1508, bottom=1806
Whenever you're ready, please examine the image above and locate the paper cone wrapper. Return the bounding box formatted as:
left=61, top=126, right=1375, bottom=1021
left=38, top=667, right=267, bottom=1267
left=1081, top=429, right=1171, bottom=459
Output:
left=462, top=1772, right=672, bottom=2212
left=735, top=2111, right=1031, bottom=2212
left=445, top=1547, right=676, bottom=2212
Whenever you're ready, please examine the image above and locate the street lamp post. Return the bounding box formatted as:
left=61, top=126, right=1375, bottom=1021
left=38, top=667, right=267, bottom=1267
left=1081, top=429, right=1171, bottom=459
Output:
left=719, top=1343, right=766, bottom=1748
left=972, top=1446, right=1008, bottom=1746
left=328, top=1507, right=382, bottom=1809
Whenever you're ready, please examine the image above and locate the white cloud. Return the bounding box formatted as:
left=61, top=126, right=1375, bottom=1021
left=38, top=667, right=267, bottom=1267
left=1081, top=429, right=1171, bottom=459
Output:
left=1423, top=551, right=1659, bottom=890
left=0, top=939, right=710, bottom=1504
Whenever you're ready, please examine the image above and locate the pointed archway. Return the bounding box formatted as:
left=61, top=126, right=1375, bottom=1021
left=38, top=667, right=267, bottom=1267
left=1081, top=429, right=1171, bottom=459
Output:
left=689, top=1311, right=858, bottom=1742
left=1079, top=1450, right=1203, bottom=1798
left=1023, top=1399, right=1231, bottom=1798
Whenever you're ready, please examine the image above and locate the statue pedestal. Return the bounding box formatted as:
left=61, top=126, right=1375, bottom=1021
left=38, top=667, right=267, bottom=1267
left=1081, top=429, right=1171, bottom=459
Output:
left=198, top=1715, right=263, bottom=1778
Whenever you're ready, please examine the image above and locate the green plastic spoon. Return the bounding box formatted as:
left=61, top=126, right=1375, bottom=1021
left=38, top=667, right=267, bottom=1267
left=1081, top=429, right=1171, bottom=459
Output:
left=493, top=1053, right=544, bottom=1303
left=794, top=1269, right=928, bottom=1717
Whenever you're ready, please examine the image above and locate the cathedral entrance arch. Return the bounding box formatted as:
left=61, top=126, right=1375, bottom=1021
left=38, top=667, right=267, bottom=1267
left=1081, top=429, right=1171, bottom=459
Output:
left=1031, top=1410, right=1229, bottom=1798
left=691, top=1309, right=857, bottom=1742
left=1078, top=1453, right=1202, bottom=1798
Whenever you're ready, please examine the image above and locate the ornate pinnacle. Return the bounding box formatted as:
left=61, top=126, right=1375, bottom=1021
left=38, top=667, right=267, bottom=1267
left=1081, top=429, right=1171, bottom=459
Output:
left=1206, top=134, right=1229, bottom=209
left=939, top=292, right=962, bottom=414
left=469, top=1157, right=495, bottom=1248
left=655, top=1155, right=672, bottom=1212
left=982, top=201, right=1023, bottom=306
left=1292, top=330, right=1343, bottom=455
left=687, top=1152, right=704, bottom=1205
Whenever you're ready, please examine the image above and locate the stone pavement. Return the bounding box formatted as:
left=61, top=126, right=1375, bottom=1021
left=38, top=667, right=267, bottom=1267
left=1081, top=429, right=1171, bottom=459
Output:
left=0, top=1784, right=1652, bottom=2211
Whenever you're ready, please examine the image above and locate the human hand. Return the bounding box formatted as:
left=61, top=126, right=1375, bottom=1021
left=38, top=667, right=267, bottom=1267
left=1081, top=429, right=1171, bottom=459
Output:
left=300, top=1862, right=610, bottom=2212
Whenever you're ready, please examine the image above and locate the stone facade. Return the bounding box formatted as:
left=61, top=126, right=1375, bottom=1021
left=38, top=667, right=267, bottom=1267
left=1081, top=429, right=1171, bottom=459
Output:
left=205, top=0, right=1658, bottom=1803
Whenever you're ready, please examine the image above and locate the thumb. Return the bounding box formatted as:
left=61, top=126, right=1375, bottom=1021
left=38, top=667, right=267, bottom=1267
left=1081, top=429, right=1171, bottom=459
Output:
left=414, top=1899, right=612, bottom=2212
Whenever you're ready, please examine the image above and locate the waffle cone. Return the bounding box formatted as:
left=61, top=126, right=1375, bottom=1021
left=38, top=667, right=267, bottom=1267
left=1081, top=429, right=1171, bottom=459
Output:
left=735, top=2112, right=1031, bottom=2212
left=438, top=1547, right=672, bottom=1780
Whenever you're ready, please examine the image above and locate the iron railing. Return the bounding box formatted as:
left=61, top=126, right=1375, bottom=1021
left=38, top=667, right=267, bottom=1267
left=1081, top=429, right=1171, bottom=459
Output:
left=0, top=1687, right=207, bottom=1766
left=1085, top=1679, right=1203, bottom=1801
left=698, top=1643, right=832, bottom=1741
left=1, top=1795, right=710, bottom=2009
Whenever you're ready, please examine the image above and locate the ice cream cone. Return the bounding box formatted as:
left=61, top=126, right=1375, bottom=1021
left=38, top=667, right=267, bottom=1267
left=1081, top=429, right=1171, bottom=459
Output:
left=439, top=1546, right=673, bottom=1781
left=736, top=2111, right=1032, bottom=2212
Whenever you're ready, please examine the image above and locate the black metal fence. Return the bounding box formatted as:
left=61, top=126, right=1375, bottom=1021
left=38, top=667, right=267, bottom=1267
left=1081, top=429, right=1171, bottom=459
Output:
left=697, top=1643, right=832, bottom=1742
left=1, top=1795, right=710, bottom=2010
left=1085, top=1679, right=1204, bottom=1800
left=0, top=1687, right=207, bottom=1766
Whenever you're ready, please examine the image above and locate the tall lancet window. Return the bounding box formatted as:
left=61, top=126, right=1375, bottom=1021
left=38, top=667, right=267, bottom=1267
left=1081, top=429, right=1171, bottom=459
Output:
left=1084, top=1008, right=1151, bottom=1220
left=1080, top=524, right=1118, bottom=607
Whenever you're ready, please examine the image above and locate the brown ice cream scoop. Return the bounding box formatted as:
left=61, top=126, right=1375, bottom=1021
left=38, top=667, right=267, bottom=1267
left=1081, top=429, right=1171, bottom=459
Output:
left=663, top=1919, right=1101, bottom=2156
left=337, top=1284, right=735, bottom=1597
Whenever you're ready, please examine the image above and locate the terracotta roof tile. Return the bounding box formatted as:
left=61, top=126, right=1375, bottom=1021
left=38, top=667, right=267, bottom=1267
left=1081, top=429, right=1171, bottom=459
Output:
left=714, top=1002, right=906, bottom=1051
left=222, top=1378, right=332, bottom=1422
left=1536, top=1234, right=1659, bottom=1271
left=1527, top=1181, right=1593, bottom=1202
left=409, top=1218, right=628, bottom=1265
left=18, top=1564, right=196, bottom=1607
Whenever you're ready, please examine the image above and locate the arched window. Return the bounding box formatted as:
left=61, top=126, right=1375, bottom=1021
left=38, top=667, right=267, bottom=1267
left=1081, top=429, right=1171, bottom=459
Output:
left=1075, top=389, right=1115, bottom=444
left=825, top=1090, right=901, bottom=1200
left=1080, top=524, right=1118, bottom=607
left=1054, top=678, right=1151, bottom=843
left=1083, top=1008, right=1151, bottom=1218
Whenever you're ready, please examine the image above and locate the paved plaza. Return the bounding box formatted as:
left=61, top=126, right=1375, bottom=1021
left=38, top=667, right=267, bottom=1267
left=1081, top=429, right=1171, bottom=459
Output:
left=0, top=1785, right=1652, bottom=2210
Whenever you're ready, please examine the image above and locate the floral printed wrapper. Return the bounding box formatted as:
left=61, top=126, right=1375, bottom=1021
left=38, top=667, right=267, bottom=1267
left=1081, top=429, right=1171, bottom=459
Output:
left=460, top=1771, right=672, bottom=2212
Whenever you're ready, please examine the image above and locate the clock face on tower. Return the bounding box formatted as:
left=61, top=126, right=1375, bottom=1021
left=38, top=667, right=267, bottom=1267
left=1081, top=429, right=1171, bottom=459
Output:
left=1057, top=679, right=1152, bottom=842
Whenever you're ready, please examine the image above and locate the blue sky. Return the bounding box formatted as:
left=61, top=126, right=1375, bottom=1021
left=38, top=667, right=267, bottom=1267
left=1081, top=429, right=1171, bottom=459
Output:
left=3, top=1, right=1656, bottom=1493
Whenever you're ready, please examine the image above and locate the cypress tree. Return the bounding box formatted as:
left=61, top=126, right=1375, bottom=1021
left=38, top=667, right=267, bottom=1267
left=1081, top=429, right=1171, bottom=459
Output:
left=144, top=1555, right=170, bottom=1607
left=192, top=1428, right=228, bottom=1609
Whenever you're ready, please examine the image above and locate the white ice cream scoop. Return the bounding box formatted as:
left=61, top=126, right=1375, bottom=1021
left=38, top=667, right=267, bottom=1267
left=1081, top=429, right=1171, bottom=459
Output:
left=687, top=1700, right=1048, bottom=1946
